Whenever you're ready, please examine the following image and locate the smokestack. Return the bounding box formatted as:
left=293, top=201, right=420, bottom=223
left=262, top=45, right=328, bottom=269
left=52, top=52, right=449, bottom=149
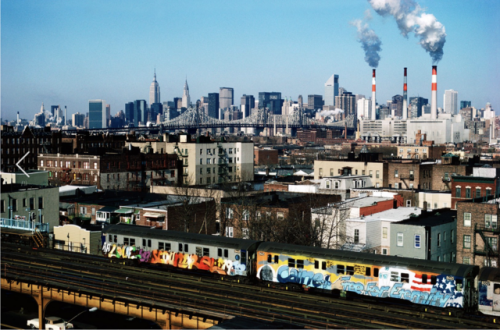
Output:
left=17, top=111, right=20, bottom=123
left=65, top=106, right=67, bottom=126
left=371, top=69, right=376, bottom=120
left=403, top=68, right=408, bottom=120
left=431, top=66, right=437, bottom=119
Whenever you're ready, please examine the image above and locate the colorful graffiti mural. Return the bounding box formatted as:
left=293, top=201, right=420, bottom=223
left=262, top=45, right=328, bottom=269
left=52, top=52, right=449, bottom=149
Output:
left=102, top=242, right=246, bottom=276
left=256, top=252, right=464, bottom=308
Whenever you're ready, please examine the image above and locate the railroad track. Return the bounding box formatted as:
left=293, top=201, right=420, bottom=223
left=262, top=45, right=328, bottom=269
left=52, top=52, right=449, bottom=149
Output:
left=2, top=243, right=498, bottom=329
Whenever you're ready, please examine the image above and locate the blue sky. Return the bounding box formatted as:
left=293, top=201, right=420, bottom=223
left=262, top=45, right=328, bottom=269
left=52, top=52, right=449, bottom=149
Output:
left=2, top=0, right=499, bottom=121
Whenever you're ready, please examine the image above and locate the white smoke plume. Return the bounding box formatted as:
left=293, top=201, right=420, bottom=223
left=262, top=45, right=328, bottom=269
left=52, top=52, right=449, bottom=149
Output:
left=369, top=0, right=446, bottom=63
left=319, top=109, right=344, bottom=117
left=351, top=10, right=382, bottom=68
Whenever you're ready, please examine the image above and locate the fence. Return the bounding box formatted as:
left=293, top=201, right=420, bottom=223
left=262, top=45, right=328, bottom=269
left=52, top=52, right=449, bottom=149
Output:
left=0, top=218, right=49, bottom=233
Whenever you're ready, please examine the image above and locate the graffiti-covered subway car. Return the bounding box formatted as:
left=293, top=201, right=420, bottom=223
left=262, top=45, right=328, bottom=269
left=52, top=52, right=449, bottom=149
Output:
left=102, top=224, right=260, bottom=277
left=256, top=242, right=479, bottom=311
left=477, top=267, right=500, bottom=316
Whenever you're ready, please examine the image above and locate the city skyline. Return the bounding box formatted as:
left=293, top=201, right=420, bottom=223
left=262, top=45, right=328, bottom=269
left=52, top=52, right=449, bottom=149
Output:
left=1, top=0, right=499, bottom=121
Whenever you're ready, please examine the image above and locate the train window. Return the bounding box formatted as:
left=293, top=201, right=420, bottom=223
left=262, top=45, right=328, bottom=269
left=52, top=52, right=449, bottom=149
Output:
left=288, top=258, right=295, bottom=267
left=184, top=244, right=189, bottom=253
left=179, top=243, right=183, bottom=252
left=108, top=235, right=111, bottom=242
left=159, top=242, right=164, bottom=250
left=374, top=268, right=379, bottom=277
left=365, top=268, right=371, bottom=276
left=143, top=239, right=146, bottom=247
left=274, top=255, right=279, bottom=263
left=431, top=275, right=437, bottom=285
left=314, top=260, right=319, bottom=269
left=322, top=261, right=327, bottom=270
left=297, top=260, right=304, bottom=269
left=218, top=248, right=222, bottom=257
left=203, top=248, right=210, bottom=257
left=337, top=265, right=345, bottom=274
left=114, top=235, right=117, bottom=243
left=422, top=274, right=428, bottom=284
left=241, top=251, right=247, bottom=264
left=165, top=243, right=171, bottom=251
left=494, top=284, right=500, bottom=294
left=130, top=239, right=135, bottom=246
left=401, top=273, right=409, bottom=283
left=456, top=279, right=463, bottom=291
left=196, top=247, right=202, bottom=256
left=148, top=239, right=152, bottom=248
left=224, top=249, right=228, bottom=258
left=390, top=272, right=399, bottom=282
left=346, top=266, right=354, bottom=275
left=267, top=255, right=272, bottom=263
left=124, top=238, right=129, bottom=245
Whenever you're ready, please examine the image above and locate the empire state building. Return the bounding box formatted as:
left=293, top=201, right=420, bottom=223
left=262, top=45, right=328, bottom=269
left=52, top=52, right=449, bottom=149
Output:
left=149, top=70, right=160, bottom=105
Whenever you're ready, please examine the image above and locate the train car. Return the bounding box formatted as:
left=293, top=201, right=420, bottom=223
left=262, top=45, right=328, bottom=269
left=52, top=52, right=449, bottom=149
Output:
left=256, top=242, right=479, bottom=311
left=102, top=224, right=260, bottom=278
left=477, top=267, right=500, bottom=316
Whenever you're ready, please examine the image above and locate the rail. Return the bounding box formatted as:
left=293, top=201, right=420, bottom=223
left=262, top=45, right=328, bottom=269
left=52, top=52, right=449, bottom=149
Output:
left=0, top=218, right=49, bottom=233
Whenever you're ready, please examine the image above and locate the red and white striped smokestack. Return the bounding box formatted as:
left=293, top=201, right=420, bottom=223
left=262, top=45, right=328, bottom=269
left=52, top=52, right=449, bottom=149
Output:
left=431, top=65, right=437, bottom=119
left=403, top=68, right=408, bottom=120
left=371, top=69, right=376, bottom=120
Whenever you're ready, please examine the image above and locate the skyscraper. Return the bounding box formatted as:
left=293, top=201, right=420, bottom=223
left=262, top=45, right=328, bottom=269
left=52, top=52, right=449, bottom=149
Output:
left=149, top=70, right=161, bottom=106
left=219, top=87, right=234, bottom=110
left=460, top=100, right=471, bottom=110
left=50, top=105, right=59, bottom=117
left=391, top=95, right=403, bottom=117
left=240, top=95, right=255, bottom=118
left=182, top=79, right=190, bottom=108
left=89, top=100, right=106, bottom=129
left=335, top=92, right=355, bottom=116
left=258, top=92, right=282, bottom=115
left=208, top=93, right=219, bottom=118
left=298, top=95, right=303, bottom=107
left=324, top=74, right=339, bottom=107
left=409, top=97, right=428, bottom=118
left=105, top=104, right=110, bottom=127
left=443, top=89, right=458, bottom=114
left=133, top=100, right=147, bottom=126
left=125, top=102, right=134, bottom=123
left=307, top=95, right=323, bottom=110
left=72, top=112, right=85, bottom=127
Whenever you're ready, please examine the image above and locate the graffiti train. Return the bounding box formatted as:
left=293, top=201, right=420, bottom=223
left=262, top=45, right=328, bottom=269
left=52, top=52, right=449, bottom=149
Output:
left=102, top=224, right=500, bottom=316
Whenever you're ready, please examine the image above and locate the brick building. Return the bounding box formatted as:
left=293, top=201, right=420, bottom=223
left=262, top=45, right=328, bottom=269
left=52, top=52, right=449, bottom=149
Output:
left=456, top=199, right=499, bottom=267
left=61, top=131, right=127, bottom=154
left=38, top=147, right=181, bottom=191
left=254, top=148, right=279, bottom=166
left=451, top=166, right=500, bottom=209
left=1, top=125, right=62, bottom=173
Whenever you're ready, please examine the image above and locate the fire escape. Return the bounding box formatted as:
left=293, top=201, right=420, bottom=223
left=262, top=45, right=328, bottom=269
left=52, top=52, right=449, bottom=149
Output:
left=174, top=146, right=189, bottom=185
left=217, top=144, right=230, bottom=183
left=126, top=156, right=145, bottom=192
left=474, top=223, right=500, bottom=266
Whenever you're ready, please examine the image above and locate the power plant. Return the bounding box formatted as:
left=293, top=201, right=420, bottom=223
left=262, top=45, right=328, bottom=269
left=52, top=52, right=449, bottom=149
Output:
left=371, top=69, right=376, bottom=120
left=431, top=65, right=438, bottom=119
left=402, top=68, right=408, bottom=120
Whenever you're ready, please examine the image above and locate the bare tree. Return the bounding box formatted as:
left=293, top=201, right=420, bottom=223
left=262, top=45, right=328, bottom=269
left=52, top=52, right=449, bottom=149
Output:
left=311, top=199, right=353, bottom=249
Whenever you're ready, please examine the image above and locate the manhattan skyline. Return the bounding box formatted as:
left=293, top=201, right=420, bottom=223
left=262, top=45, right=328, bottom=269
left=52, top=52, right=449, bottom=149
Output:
left=1, top=0, right=499, bottom=121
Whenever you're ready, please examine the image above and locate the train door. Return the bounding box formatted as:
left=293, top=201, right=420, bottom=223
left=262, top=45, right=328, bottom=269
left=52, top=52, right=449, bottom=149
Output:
left=493, top=283, right=500, bottom=312
left=241, top=249, right=248, bottom=275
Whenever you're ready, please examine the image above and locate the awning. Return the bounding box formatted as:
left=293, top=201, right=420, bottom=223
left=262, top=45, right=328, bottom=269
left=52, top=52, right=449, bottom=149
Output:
left=115, top=208, right=134, bottom=214
left=143, top=212, right=165, bottom=218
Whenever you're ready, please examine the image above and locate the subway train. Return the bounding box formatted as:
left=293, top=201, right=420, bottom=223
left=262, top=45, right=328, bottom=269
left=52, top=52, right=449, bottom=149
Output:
left=102, top=223, right=500, bottom=316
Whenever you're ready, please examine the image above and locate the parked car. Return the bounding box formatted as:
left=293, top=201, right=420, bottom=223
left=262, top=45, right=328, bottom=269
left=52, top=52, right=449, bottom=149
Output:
left=27, top=316, right=73, bottom=330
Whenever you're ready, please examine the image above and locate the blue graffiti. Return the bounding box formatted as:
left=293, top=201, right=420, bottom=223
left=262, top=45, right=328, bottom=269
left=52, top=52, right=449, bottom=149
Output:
left=276, top=266, right=332, bottom=289
left=365, top=282, right=391, bottom=298
left=478, top=282, right=492, bottom=307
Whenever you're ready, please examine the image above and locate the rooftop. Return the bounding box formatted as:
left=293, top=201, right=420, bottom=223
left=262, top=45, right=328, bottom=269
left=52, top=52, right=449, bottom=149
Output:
left=395, top=209, right=456, bottom=227
left=349, top=207, right=422, bottom=222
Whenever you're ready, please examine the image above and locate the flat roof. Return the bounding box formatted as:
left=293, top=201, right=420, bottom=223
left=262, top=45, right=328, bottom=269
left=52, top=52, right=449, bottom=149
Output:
left=394, top=209, right=456, bottom=227
left=349, top=207, right=422, bottom=222
left=343, top=196, right=393, bottom=208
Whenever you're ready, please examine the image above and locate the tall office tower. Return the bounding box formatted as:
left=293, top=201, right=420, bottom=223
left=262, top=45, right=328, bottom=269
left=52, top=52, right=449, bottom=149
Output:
left=72, top=112, right=85, bottom=127
left=258, top=92, right=282, bottom=114
left=105, top=104, right=110, bottom=127
left=89, top=100, right=106, bottom=129
left=298, top=95, right=303, bottom=107
left=173, top=97, right=182, bottom=109
left=133, top=100, right=147, bottom=126
left=240, top=94, right=255, bottom=118
left=378, top=106, right=390, bottom=120
left=125, top=102, right=134, bottom=123
left=182, top=79, right=190, bottom=108
left=409, top=97, right=429, bottom=118
left=208, top=93, right=219, bottom=118
left=219, top=87, right=234, bottom=110
left=149, top=70, right=161, bottom=105
left=391, top=95, right=403, bottom=117
left=64, top=106, right=68, bottom=125
left=324, top=74, right=339, bottom=107
left=150, top=103, right=163, bottom=121
left=335, top=92, right=356, bottom=116
left=460, top=100, right=471, bottom=110
left=443, top=89, right=458, bottom=115
left=50, top=105, right=59, bottom=117
left=356, top=98, right=372, bottom=121
left=307, top=95, right=323, bottom=110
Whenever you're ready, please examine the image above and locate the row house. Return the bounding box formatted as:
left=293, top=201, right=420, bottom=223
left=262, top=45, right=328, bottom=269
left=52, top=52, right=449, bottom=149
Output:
left=38, top=147, right=181, bottom=191
left=451, top=166, right=500, bottom=209
left=61, top=131, right=127, bottom=154
left=351, top=188, right=451, bottom=210
left=1, top=125, right=61, bottom=173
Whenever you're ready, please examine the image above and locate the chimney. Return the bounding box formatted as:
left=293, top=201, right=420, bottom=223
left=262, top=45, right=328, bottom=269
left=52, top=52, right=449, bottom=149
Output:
left=431, top=65, right=437, bottom=119
left=403, top=68, right=408, bottom=120
left=371, top=69, right=376, bottom=120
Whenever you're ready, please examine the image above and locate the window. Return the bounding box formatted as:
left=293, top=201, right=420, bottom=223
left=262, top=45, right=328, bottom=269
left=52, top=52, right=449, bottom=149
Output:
left=242, top=210, right=249, bottom=221
left=401, top=273, right=409, bottom=283
left=390, top=271, right=399, bottom=282
left=226, top=208, right=233, bottom=219
left=394, top=169, right=398, bottom=178
left=203, top=248, right=210, bottom=257
left=415, top=235, right=421, bottom=248
left=463, top=257, right=470, bottom=265
left=437, top=233, right=441, bottom=247
left=91, top=207, right=95, bottom=216
left=382, top=248, right=388, bottom=255
left=394, top=183, right=399, bottom=189
left=288, top=258, right=295, bottom=267
left=40, top=160, right=44, bottom=167
left=242, top=228, right=249, bottom=239
left=337, top=265, right=345, bottom=274
left=397, top=233, right=403, bottom=246
left=179, top=243, right=183, bottom=252
left=487, top=188, right=492, bottom=197
left=354, top=229, right=359, bottom=244
left=486, top=214, right=492, bottom=228
left=455, top=187, right=461, bottom=197
left=463, top=235, right=471, bottom=249
left=321, top=261, right=326, bottom=270
left=346, top=266, right=354, bottom=275
left=267, top=254, right=272, bottom=263
left=297, top=260, right=304, bottom=269
left=476, top=188, right=481, bottom=198
left=159, top=242, right=164, bottom=250
left=488, top=237, right=498, bottom=251
left=330, top=169, right=334, bottom=176
left=369, top=170, right=373, bottom=178
left=184, top=244, right=188, bottom=252
left=218, top=248, right=222, bottom=257
left=465, top=187, right=471, bottom=198
left=124, top=237, right=129, bottom=245
left=277, top=212, right=284, bottom=220
left=0, top=200, right=4, bottom=213
left=383, top=227, right=388, bottom=239
left=494, top=215, right=498, bottom=229
left=464, top=213, right=471, bottom=227
left=374, top=268, right=379, bottom=277
left=274, top=255, right=279, bottom=263
left=225, top=227, right=233, bottom=237
left=376, top=170, right=380, bottom=178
